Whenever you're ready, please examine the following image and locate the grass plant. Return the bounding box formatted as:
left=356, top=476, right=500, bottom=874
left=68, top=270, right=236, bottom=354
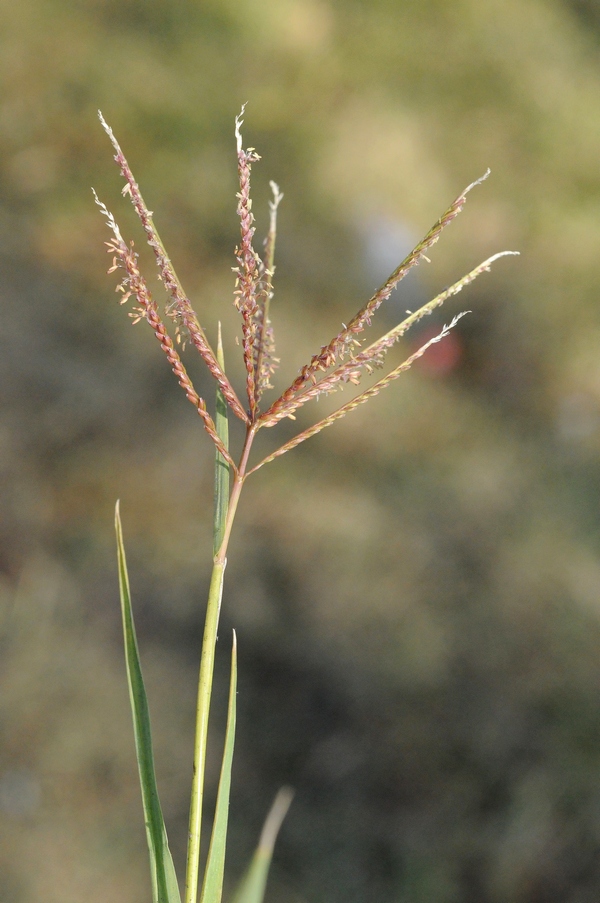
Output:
left=95, top=106, right=517, bottom=903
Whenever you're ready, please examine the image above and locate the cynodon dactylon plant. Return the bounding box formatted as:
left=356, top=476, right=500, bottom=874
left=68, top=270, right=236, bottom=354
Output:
left=94, top=106, right=518, bottom=903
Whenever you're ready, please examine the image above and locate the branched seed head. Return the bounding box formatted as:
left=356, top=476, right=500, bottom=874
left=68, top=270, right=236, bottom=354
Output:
left=99, top=108, right=517, bottom=480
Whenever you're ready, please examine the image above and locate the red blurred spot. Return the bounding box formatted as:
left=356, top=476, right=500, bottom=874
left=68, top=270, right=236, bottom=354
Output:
left=412, top=326, right=463, bottom=376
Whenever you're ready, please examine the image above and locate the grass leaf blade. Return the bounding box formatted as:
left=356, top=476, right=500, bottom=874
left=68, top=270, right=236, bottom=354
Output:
left=115, top=501, right=181, bottom=903
left=231, top=788, right=294, bottom=903
left=200, top=631, right=238, bottom=903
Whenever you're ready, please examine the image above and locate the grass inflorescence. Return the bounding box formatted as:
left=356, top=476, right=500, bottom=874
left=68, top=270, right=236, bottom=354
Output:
left=96, top=107, right=518, bottom=903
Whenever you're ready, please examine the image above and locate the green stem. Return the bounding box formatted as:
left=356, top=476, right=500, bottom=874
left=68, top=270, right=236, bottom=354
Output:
left=184, top=422, right=258, bottom=903
left=184, top=559, right=226, bottom=903
left=213, top=421, right=258, bottom=568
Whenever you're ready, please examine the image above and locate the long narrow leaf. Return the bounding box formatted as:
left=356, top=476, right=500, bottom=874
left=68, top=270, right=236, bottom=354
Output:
left=200, top=632, right=238, bottom=903
left=115, top=501, right=181, bottom=903
left=231, top=788, right=294, bottom=903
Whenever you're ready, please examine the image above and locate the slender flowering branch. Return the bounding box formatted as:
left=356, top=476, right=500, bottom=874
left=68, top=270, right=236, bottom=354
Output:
left=253, top=181, right=283, bottom=403
left=248, top=313, right=470, bottom=474
left=98, top=111, right=249, bottom=425
left=259, top=251, right=518, bottom=427
left=264, top=170, right=491, bottom=422
left=263, top=182, right=283, bottom=280
left=233, top=107, right=263, bottom=419
left=94, top=191, right=237, bottom=471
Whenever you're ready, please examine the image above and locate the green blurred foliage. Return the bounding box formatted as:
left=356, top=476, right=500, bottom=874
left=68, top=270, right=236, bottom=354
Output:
left=2, top=0, right=600, bottom=901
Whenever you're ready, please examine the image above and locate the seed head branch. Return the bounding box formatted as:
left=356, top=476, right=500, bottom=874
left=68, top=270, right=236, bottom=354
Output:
left=98, top=111, right=248, bottom=425
left=233, top=106, right=263, bottom=419
left=264, top=181, right=283, bottom=276
left=253, top=181, right=283, bottom=404
left=249, top=313, right=470, bottom=475
left=266, top=171, right=491, bottom=419
left=94, top=191, right=237, bottom=471
left=259, top=250, right=517, bottom=427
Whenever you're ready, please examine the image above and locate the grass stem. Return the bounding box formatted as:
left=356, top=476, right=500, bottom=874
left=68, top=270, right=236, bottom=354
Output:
left=185, top=559, right=226, bottom=903
left=184, top=422, right=257, bottom=903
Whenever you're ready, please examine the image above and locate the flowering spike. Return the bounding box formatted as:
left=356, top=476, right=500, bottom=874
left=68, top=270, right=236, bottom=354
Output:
left=267, top=171, right=492, bottom=418
left=253, top=181, right=284, bottom=403
left=98, top=111, right=249, bottom=425
left=93, top=190, right=237, bottom=472
left=249, top=313, right=470, bottom=475
left=233, top=107, right=263, bottom=418
left=259, top=250, right=518, bottom=427
left=265, top=181, right=283, bottom=274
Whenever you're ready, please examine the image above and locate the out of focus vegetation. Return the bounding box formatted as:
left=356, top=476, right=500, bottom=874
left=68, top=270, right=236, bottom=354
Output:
left=2, top=1, right=600, bottom=901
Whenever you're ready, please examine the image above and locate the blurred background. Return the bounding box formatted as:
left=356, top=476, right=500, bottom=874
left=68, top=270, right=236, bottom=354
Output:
left=2, top=0, right=600, bottom=900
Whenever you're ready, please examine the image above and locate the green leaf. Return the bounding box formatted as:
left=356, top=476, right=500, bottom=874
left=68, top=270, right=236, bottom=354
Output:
left=115, top=501, right=181, bottom=903
left=230, top=788, right=294, bottom=903
left=200, top=632, right=238, bottom=903
left=213, top=322, right=230, bottom=556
